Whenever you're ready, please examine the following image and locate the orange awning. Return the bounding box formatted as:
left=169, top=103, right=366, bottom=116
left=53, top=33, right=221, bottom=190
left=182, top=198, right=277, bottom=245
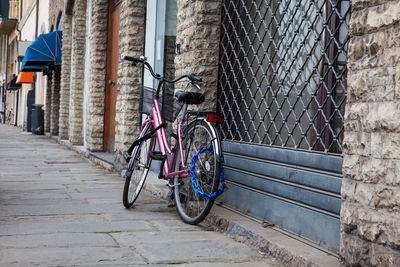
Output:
left=16, top=72, right=34, bottom=84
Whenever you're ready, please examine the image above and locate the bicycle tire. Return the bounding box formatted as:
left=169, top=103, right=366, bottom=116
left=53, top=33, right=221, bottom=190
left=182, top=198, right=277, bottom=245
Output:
left=173, top=119, right=221, bottom=224
left=123, top=123, right=153, bottom=208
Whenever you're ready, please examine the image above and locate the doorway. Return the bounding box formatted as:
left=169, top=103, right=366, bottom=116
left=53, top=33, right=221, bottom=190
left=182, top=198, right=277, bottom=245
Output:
left=104, top=0, right=121, bottom=152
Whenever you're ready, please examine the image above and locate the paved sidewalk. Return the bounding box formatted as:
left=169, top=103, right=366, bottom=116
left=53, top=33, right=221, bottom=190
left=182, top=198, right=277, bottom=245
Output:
left=0, top=124, right=277, bottom=266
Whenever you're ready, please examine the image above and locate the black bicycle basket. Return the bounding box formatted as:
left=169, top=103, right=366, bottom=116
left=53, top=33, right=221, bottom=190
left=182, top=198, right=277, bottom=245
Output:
left=139, top=86, right=183, bottom=122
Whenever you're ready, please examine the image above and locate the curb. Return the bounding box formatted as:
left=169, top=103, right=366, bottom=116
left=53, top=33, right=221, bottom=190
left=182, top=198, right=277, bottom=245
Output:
left=49, top=134, right=342, bottom=267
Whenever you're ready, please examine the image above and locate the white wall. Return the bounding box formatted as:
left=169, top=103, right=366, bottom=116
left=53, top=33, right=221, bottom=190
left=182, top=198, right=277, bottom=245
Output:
left=18, top=0, right=49, bottom=128
left=35, top=0, right=49, bottom=106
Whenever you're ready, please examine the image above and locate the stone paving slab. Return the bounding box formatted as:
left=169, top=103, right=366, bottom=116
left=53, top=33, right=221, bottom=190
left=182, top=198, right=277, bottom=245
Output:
left=111, top=231, right=238, bottom=244
left=0, top=203, right=125, bottom=216
left=151, top=218, right=207, bottom=232
left=0, top=247, right=145, bottom=266
left=0, top=233, right=118, bottom=248
left=0, top=214, right=105, bottom=224
left=112, top=231, right=267, bottom=264
left=0, top=190, right=72, bottom=201
left=0, top=124, right=277, bottom=266
left=102, top=211, right=179, bottom=221
left=174, top=263, right=273, bottom=267
left=0, top=197, right=87, bottom=206
left=0, top=220, right=153, bottom=235
left=134, top=239, right=261, bottom=264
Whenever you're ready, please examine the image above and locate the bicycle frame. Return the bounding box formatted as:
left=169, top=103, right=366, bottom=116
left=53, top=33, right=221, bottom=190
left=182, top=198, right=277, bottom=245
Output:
left=125, top=56, right=223, bottom=181
left=142, top=96, right=190, bottom=180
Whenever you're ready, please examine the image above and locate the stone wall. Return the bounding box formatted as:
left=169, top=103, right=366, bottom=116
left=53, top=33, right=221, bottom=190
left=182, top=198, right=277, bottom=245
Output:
left=85, top=0, right=108, bottom=151
left=59, top=14, right=72, bottom=140
left=114, top=0, right=146, bottom=167
left=50, top=66, right=60, bottom=135
left=68, top=0, right=87, bottom=145
left=175, top=0, right=222, bottom=112
left=48, top=0, right=64, bottom=31
left=44, top=75, right=52, bottom=132
left=47, top=0, right=64, bottom=135
left=340, top=0, right=400, bottom=265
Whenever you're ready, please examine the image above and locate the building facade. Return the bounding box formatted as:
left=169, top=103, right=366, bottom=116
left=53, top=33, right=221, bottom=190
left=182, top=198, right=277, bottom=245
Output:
left=0, top=0, right=49, bottom=130
left=1, top=0, right=399, bottom=265
left=0, top=0, right=19, bottom=125
left=341, top=0, right=400, bottom=265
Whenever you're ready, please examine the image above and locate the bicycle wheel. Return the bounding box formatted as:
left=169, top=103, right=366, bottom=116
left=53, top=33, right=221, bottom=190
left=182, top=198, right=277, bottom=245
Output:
left=173, top=119, right=221, bottom=224
left=123, top=123, right=153, bottom=208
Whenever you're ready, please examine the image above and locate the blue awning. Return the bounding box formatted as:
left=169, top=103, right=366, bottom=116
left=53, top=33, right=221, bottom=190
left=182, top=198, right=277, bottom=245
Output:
left=22, top=31, right=62, bottom=68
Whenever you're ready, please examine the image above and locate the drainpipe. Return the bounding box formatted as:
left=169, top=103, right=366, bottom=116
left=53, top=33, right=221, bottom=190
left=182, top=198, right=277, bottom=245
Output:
left=35, top=0, right=39, bottom=38
left=32, top=0, right=39, bottom=103
left=14, top=90, right=19, bottom=126
left=15, top=0, right=23, bottom=126
left=15, top=21, right=21, bottom=127
left=4, top=35, right=8, bottom=124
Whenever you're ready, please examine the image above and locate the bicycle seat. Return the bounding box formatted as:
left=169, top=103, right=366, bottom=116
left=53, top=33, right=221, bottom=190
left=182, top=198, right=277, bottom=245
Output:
left=175, top=91, right=205, bottom=105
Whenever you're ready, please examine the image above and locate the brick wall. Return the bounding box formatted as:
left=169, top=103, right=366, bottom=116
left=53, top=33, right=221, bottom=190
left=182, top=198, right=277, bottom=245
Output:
left=341, top=0, right=400, bottom=265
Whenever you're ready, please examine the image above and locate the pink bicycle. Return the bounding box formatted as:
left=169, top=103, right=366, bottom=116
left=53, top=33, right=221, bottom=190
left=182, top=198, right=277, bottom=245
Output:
left=122, top=56, right=225, bottom=224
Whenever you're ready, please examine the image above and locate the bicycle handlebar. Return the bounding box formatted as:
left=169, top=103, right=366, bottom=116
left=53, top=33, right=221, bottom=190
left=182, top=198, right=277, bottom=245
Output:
left=123, top=55, right=202, bottom=84
left=123, top=56, right=146, bottom=64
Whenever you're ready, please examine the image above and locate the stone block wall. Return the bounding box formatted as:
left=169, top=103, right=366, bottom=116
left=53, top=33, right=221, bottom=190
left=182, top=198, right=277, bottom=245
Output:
left=114, top=0, right=145, bottom=166
left=85, top=0, right=108, bottom=151
left=50, top=66, right=60, bottom=135
left=59, top=14, right=72, bottom=140
left=175, top=0, right=222, bottom=112
left=341, top=0, right=400, bottom=265
left=47, top=0, right=64, bottom=135
left=68, top=0, right=87, bottom=145
left=44, top=75, right=52, bottom=132
left=48, top=0, right=64, bottom=31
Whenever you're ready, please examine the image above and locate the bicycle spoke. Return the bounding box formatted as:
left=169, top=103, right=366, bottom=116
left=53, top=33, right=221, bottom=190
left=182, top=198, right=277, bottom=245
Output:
left=123, top=123, right=153, bottom=208
left=174, top=120, right=221, bottom=224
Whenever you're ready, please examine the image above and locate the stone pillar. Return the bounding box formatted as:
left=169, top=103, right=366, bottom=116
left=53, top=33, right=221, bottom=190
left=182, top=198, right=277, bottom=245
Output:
left=59, top=14, right=72, bottom=140
left=44, top=74, right=52, bottom=132
left=68, top=0, right=87, bottom=145
left=175, top=0, right=222, bottom=112
left=86, top=0, right=108, bottom=151
left=340, top=1, right=400, bottom=265
left=114, top=0, right=145, bottom=166
left=50, top=66, right=60, bottom=135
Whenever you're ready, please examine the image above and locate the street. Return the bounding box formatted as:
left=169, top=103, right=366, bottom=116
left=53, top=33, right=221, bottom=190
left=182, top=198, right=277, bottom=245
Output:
left=0, top=124, right=277, bottom=266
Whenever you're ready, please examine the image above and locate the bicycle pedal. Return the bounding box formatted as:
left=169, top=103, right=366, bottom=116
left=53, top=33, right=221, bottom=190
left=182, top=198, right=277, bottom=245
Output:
left=149, top=151, right=167, bottom=161
left=124, top=152, right=131, bottom=163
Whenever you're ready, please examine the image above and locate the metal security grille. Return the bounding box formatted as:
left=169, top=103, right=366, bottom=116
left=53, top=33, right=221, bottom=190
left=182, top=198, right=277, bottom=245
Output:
left=218, top=0, right=350, bottom=154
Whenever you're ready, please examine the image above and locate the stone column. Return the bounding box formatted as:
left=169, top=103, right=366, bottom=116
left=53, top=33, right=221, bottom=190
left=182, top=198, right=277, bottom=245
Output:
left=340, top=1, right=400, bottom=265
left=68, top=0, right=87, bottom=145
left=50, top=66, right=60, bottom=135
left=86, top=0, right=108, bottom=151
left=44, top=74, right=52, bottom=132
left=175, top=0, right=222, bottom=112
left=114, top=0, right=145, bottom=167
left=59, top=14, right=72, bottom=140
